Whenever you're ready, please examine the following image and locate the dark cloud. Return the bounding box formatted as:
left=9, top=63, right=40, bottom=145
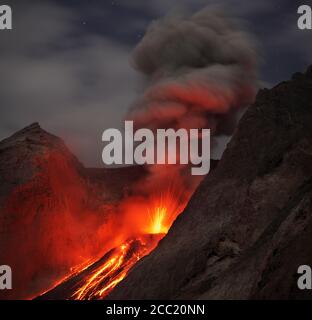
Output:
left=0, top=1, right=139, bottom=166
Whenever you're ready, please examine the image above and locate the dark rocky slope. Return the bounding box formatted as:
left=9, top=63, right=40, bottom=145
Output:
left=109, top=66, right=312, bottom=300
left=0, top=123, right=145, bottom=299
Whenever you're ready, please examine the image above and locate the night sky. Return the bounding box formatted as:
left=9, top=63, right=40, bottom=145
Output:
left=0, top=0, right=311, bottom=165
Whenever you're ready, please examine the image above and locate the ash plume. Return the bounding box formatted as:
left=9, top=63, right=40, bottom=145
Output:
left=127, top=6, right=259, bottom=193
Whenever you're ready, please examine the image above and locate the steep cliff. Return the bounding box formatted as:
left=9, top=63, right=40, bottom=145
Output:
left=109, top=66, right=312, bottom=300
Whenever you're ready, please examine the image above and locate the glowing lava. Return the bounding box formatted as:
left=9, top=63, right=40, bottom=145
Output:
left=73, top=241, right=132, bottom=300
left=70, top=194, right=185, bottom=300
left=148, top=206, right=167, bottom=234
left=38, top=189, right=190, bottom=300
left=71, top=236, right=161, bottom=300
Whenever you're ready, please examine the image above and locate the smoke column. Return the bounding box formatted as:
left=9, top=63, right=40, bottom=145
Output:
left=127, top=6, right=259, bottom=194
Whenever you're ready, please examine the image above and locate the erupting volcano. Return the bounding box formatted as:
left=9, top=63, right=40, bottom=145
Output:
left=0, top=6, right=259, bottom=300
left=38, top=191, right=188, bottom=300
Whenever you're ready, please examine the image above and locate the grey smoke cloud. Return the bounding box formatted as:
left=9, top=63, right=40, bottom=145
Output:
left=123, top=7, right=259, bottom=194
left=129, top=7, right=259, bottom=136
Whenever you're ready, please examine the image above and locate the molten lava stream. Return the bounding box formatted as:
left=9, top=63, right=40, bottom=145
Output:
left=71, top=194, right=186, bottom=300
left=71, top=236, right=160, bottom=300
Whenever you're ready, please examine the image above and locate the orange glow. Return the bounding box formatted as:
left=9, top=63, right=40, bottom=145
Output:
left=144, top=190, right=187, bottom=235
left=2, top=151, right=119, bottom=300
left=32, top=173, right=194, bottom=301
left=69, top=190, right=188, bottom=300
left=149, top=206, right=167, bottom=234
left=72, top=236, right=160, bottom=300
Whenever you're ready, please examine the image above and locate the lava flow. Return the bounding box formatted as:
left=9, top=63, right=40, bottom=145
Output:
left=71, top=197, right=180, bottom=300
left=38, top=191, right=187, bottom=300
left=71, top=235, right=162, bottom=300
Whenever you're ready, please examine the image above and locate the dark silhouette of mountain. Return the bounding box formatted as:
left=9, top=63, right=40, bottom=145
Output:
left=108, top=66, right=312, bottom=300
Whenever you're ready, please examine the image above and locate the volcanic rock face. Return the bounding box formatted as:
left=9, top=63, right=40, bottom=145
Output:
left=0, top=123, right=81, bottom=201
left=109, top=66, right=312, bottom=300
left=0, top=123, right=143, bottom=299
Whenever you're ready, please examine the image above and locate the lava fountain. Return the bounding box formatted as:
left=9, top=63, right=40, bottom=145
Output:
left=71, top=192, right=186, bottom=300
left=37, top=189, right=188, bottom=300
